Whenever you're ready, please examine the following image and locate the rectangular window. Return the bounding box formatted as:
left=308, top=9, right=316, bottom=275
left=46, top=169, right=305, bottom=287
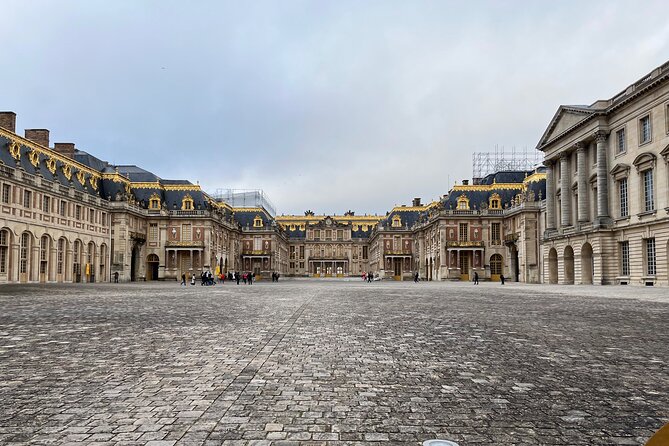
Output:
left=1, top=184, right=10, bottom=204
left=89, top=209, right=95, bottom=223
left=149, top=223, right=158, bottom=241
left=182, top=224, right=192, bottom=241
left=325, top=230, right=332, bottom=240
left=640, top=115, right=651, bottom=144
left=75, top=205, right=81, bottom=220
left=491, top=223, right=501, bottom=244
left=459, top=223, right=468, bottom=241
left=337, top=230, right=343, bottom=240
left=299, top=246, right=305, bottom=259
left=42, top=195, right=50, bottom=213
left=290, top=246, right=296, bottom=260
left=59, top=200, right=66, bottom=217
left=619, top=178, right=628, bottom=218
left=289, top=262, right=295, bottom=269
left=362, top=246, right=368, bottom=260
left=299, top=261, right=304, bottom=269
left=23, top=190, right=32, bottom=208
left=643, top=169, right=654, bottom=212
left=19, top=233, right=29, bottom=274
left=101, top=212, right=107, bottom=226
left=314, top=230, right=320, bottom=240
left=645, top=238, right=656, bottom=276
left=620, top=241, right=629, bottom=276
left=616, top=128, right=626, bottom=154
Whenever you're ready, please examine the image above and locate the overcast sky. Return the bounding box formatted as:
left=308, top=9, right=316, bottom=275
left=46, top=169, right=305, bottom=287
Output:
left=2, top=1, right=669, bottom=215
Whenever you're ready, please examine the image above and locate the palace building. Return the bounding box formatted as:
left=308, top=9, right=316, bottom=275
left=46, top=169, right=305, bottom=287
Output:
left=538, top=60, right=669, bottom=286
left=2, top=60, right=668, bottom=286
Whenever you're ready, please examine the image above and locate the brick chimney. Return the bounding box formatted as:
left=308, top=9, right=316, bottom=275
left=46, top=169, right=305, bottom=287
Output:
left=54, top=142, right=76, bottom=158
left=25, top=129, right=50, bottom=148
left=462, top=179, right=469, bottom=185
left=0, top=111, right=16, bottom=133
left=412, top=197, right=421, bottom=207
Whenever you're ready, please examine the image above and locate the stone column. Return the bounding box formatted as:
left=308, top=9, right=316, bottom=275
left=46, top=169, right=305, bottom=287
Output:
left=576, top=143, right=588, bottom=222
left=10, top=243, right=19, bottom=282
left=544, top=161, right=556, bottom=230
left=560, top=152, right=571, bottom=227
left=595, top=131, right=610, bottom=223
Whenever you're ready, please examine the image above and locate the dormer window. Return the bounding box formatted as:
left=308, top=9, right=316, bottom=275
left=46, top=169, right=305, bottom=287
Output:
left=391, top=215, right=402, bottom=227
left=489, top=193, right=501, bottom=209
left=181, top=194, right=194, bottom=210
left=149, top=193, right=161, bottom=210
left=253, top=215, right=264, bottom=228
left=457, top=194, right=470, bottom=210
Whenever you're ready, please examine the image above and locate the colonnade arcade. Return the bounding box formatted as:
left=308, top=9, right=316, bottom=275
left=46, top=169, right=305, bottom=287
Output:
left=0, top=228, right=107, bottom=283
left=310, top=259, right=348, bottom=277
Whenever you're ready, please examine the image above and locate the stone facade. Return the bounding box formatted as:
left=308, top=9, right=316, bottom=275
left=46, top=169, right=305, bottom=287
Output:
left=538, top=60, right=669, bottom=286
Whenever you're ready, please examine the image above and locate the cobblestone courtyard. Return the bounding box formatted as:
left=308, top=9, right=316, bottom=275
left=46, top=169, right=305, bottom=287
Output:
left=1, top=281, right=668, bottom=446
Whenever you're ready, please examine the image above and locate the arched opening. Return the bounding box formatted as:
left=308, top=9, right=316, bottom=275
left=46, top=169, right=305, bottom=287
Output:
left=131, top=244, right=140, bottom=281
left=147, top=254, right=159, bottom=281
left=581, top=243, right=593, bottom=285
left=509, top=244, right=520, bottom=282
left=0, top=229, right=11, bottom=282
left=99, top=244, right=107, bottom=282
left=87, top=242, right=96, bottom=283
left=548, top=248, right=558, bottom=284
left=563, top=245, right=575, bottom=285
left=40, top=235, right=50, bottom=283
left=57, top=237, right=67, bottom=282
left=19, top=232, right=32, bottom=283
left=73, top=240, right=82, bottom=283
left=490, top=254, right=503, bottom=281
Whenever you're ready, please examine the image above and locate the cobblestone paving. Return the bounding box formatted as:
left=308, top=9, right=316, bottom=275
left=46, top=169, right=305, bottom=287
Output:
left=0, top=280, right=668, bottom=445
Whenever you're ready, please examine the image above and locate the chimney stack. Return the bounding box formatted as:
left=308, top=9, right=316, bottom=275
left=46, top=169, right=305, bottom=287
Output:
left=54, top=142, right=76, bottom=159
left=25, top=129, right=50, bottom=148
left=462, top=179, right=469, bottom=185
left=0, top=111, right=17, bottom=133
left=412, top=197, right=421, bottom=207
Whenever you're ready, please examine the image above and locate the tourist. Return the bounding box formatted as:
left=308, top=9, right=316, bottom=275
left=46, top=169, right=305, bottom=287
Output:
left=180, top=273, right=186, bottom=286
left=190, top=274, right=196, bottom=285
left=362, top=272, right=367, bottom=281
left=414, top=271, right=419, bottom=282
left=500, top=274, right=505, bottom=285
left=235, top=271, right=240, bottom=285
left=473, top=271, right=479, bottom=285
left=114, top=271, right=119, bottom=283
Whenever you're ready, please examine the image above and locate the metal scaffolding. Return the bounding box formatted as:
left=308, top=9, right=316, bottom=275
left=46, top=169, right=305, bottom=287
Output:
left=472, top=146, right=542, bottom=181
left=211, top=189, right=276, bottom=216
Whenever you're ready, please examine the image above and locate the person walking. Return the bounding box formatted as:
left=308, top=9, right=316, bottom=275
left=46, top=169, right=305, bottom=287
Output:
left=190, top=273, right=196, bottom=286
left=473, top=271, right=479, bottom=285
left=180, top=273, right=186, bottom=286
left=500, top=274, right=505, bottom=285
left=414, top=271, right=419, bottom=283
left=235, top=271, right=240, bottom=285
left=114, top=271, right=119, bottom=283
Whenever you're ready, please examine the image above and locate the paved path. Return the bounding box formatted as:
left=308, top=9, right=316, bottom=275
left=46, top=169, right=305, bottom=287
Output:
left=0, top=280, right=667, bottom=445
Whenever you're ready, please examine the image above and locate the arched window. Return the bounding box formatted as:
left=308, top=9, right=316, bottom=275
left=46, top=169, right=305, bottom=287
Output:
left=181, top=194, right=194, bottom=210
left=57, top=238, right=66, bottom=276
left=149, top=193, right=161, bottom=209
left=489, top=193, right=501, bottom=209
left=40, top=235, right=49, bottom=275
left=253, top=215, right=264, bottom=228
left=490, top=254, right=503, bottom=276
left=0, top=229, right=9, bottom=275
left=20, top=232, right=30, bottom=275
left=457, top=194, right=470, bottom=210
left=73, top=240, right=82, bottom=282
left=99, top=244, right=106, bottom=281
left=391, top=214, right=402, bottom=228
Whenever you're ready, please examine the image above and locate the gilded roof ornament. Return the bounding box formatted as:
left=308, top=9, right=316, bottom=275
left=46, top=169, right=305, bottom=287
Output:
left=9, top=140, right=21, bottom=160
left=62, top=163, right=72, bottom=181
left=28, top=149, right=40, bottom=167
left=45, top=157, right=57, bottom=174
left=76, top=170, right=86, bottom=185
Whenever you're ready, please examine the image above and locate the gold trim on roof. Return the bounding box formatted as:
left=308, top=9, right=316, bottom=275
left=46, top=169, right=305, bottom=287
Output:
left=62, top=164, right=72, bottom=181
left=523, top=172, right=546, bottom=184
left=452, top=183, right=524, bottom=191
left=76, top=170, right=86, bottom=186
left=28, top=149, right=40, bottom=167
left=45, top=157, right=57, bottom=174
left=0, top=128, right=102, bottom=181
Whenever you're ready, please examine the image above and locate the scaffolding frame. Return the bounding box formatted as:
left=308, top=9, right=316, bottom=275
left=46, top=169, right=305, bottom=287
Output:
left=212, top=189, right=276, bottom=216
left=472, top=146, right=542, bottom=180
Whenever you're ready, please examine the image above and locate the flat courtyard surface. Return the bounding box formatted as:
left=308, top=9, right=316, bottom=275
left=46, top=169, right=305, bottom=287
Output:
left=0, top=280, right=668, bottom=446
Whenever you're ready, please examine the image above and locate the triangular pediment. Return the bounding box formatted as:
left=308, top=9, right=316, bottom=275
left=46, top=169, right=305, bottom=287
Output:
left=538, top=106, right=595, bottom=149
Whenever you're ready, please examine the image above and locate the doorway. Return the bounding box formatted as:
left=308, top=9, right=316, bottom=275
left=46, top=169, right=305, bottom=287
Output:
left=147, top=254, right=159, bottom=281
left=459, top=252, right=470, bottom=281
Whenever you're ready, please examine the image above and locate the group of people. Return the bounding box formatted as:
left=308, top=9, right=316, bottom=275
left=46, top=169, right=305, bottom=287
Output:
left=180, top=271, right=216, bottom=286
left=271, top=272, right=281, bottom=282
left=362, top=271, right=375, bottom=282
